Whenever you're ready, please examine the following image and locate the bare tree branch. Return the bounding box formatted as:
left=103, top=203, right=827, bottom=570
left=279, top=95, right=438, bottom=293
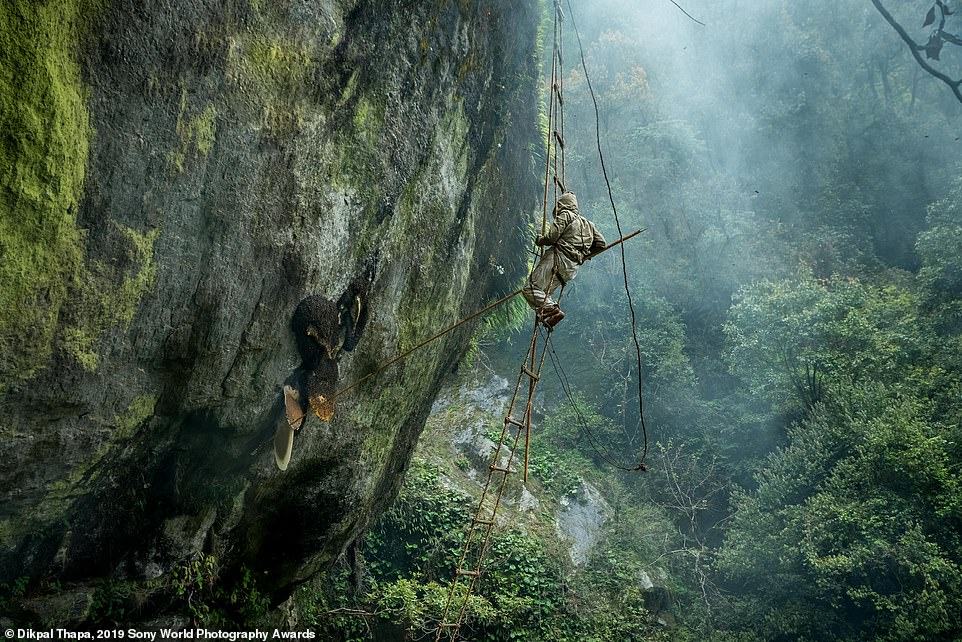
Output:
left=869, top=0, right=962, bottom=102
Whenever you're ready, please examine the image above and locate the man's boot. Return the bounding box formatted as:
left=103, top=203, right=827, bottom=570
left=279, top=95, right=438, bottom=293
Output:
left=538, top=304, right=565, bottom=329
left=537, top=304, right=557, bottom=325
left=544, top=306, right=565, bottom=329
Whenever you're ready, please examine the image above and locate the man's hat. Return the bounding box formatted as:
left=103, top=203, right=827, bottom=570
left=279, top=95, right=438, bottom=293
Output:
left=557, top=191, right=578, bottom=210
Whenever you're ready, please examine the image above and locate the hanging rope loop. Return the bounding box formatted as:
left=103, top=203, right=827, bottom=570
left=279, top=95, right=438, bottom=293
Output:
left=564, top=0, right=650, bottom=466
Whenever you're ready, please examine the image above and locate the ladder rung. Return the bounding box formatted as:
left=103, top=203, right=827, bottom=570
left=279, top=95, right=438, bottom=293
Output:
left=505, top=415, right=524, bottom=428
left=522, top=366, right=540, bottom=381
left=438, top=622, right=459, bottom=628
left=473, top=517, right=494, bottom=526
left=490, top=464, right=514, bottom=474
left=456, top=569, right=481, bottom=577
left=554, top=131, right=565, bottom=149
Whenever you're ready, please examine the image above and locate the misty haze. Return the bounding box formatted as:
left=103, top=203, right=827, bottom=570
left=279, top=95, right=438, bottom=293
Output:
left=1, top=0, right=961, bottom=639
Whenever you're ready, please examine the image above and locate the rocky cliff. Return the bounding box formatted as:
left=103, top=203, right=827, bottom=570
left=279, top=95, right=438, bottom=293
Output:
left=0, top=0, right=541, bottom=622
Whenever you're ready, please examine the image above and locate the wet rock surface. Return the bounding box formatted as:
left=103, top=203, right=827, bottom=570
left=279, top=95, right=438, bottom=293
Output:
left=0, top=0, right=540, bottom=616
left=555, top=480, right=611, bottom=566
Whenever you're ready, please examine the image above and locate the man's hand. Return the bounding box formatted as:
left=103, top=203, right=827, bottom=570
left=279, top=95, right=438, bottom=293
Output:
left=535, top=236, right=549, bottom=247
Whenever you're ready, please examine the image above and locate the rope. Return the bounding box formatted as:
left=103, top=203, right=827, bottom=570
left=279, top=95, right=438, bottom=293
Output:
left=324, top=231, right=642, bottom=411
left=325, top=288, right=523, bottom=405
left=539, top=6, right=559, bottom=237
left=544, top=331, right=647, bottom=472
left=433, top=4, right=652, bottom=636
left=565, top=0, right=650, bottom=464
left=438, top=319, right=542, bottom=642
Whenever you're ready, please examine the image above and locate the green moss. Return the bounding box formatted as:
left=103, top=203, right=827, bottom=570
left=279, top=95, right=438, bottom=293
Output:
left=193, top=106, right=217, bottom=155
left=320, top=90, right=391, bottom=259
left=113, top=393, right=158, bottom=438
left=339, top=70, right=360, bottom=104
left=170, top=94, right=218, bottom=171
left=32, top=390, right=156, bottom=524
left=328, top=28, right=342, bottom=48
left=21, top=387, right=158, bottom=535
left=327, top=90, right=388, bottom=194
left=352, top=96, right=384, bottom=139
left=62, top=226, right=160, bottom=371
left=0, top=0, right=153, bottom=384
left=0, top=0, right=92, bottom=389
left=228, top=32, right=314, bottom=133
left=61, top=327, right=99, bottom=371
left=390, top=105, right=472, bottom=355
left=35, top=461, right=106, bottom=525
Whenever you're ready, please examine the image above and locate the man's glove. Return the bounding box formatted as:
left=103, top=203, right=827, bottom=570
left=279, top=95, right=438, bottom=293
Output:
left=535, top=236, right=549, bottom=247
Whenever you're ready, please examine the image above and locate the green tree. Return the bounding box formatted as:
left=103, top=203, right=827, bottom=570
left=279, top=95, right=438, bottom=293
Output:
left=726, top=275, right=932, bottom=414
left=716, top=384, right=962, bottom=640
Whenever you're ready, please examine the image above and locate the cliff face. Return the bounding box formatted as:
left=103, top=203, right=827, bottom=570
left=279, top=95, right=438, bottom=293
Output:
left=0, top=0, right=540, bottom=619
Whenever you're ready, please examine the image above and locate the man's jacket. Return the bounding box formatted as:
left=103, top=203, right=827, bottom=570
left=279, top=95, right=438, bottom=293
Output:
left=537, top=192, right=607, bottom=282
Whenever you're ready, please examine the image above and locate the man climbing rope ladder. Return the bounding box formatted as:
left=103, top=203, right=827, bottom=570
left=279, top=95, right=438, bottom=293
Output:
left=523, top=191, right=606, bottom=328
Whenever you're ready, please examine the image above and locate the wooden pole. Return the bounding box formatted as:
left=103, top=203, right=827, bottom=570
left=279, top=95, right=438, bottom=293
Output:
left=326, top=229, right=645, bottom=404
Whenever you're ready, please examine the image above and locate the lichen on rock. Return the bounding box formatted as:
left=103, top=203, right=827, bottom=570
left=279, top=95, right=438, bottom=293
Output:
left=0, top=0, right=92, bottom=389
left=0, top=0, right=162, bottom=384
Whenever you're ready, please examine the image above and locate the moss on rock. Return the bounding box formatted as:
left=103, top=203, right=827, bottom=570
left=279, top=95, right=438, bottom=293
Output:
left=113, top=393, right=158, bottom=438
left=170, top=92, right=218, bottom=172
left=62, top=225, right=160, bottom=372
left=0, top=0, right=160, bottom=384
left=0, top=0, right=542, bottom=616
left=227, top=28, right=317, bottom=135
left=0, top=0, right=91, bottom=389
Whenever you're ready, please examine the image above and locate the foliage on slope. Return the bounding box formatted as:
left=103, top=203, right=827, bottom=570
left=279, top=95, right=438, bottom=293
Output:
left=296, top=382, right=687, bottom=641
